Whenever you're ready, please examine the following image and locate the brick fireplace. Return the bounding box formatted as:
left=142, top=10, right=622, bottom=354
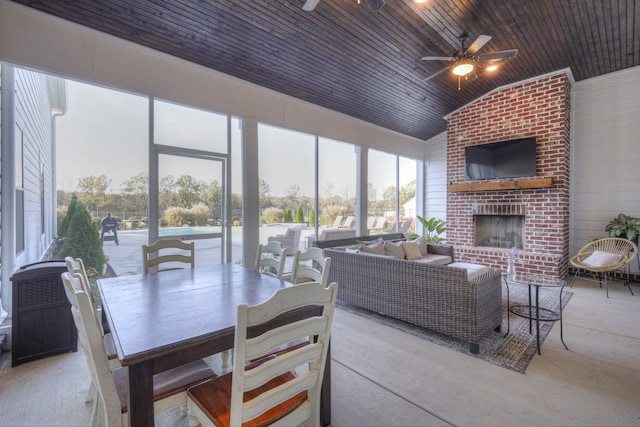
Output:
left=446, top=71, right=572, bottom=278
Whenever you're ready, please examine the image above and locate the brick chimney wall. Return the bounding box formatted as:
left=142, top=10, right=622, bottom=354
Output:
left=446, top=72, right=572, bottom=278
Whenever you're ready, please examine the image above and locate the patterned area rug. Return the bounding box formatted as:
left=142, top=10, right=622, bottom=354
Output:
left=337, top=283, right=572, bottom=374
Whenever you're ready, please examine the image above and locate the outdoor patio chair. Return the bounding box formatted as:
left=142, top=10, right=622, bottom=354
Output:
left=61, top=273, right=216, bottom=426
left=367, top=216, right=377, bottom=230
left=370, top=216, right=386, bottom=233
left=142, top=239, right=195, bottom=273
left=340, top=215, right=355, bottom=229
left=267, top=227, right=302, bottom=253
left=187, top=281, right=338, bottom=427
left=399, top=219, right=412, bottom=234
left=570, top=237, right=638, bottom=297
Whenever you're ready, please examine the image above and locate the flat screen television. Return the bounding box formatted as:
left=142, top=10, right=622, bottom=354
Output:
left=464, top=137, right=537, bottom=181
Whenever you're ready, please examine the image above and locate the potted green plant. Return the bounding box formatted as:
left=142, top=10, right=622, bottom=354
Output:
left=408, top=215, right=447, bottom=243
left=605, top=213, right=640, bottom=244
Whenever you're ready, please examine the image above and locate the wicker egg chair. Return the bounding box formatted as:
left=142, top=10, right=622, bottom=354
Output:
left=570, top=237, right=638, bottom=297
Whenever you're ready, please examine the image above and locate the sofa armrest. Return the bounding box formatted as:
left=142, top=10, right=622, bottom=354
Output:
left=426, top=243, right=455, bottom=262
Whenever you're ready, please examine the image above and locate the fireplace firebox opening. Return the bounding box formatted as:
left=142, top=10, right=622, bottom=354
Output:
left=474, top=215, right=524, bottom=249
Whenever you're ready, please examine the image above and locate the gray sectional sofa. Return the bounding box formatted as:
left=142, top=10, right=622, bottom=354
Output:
left=318, top=235, right=503, bottom=353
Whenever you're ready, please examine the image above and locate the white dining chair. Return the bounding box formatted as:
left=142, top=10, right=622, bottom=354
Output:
left=142, top=239, right=195, bottom=273
left=64, top=258, right=121, bottom=404
left=61, top=272, right=217, bottom=427
left=254, top=241, right=288, bottom=279
left=187, top=281, right=339, bottom=427
left=290, top=247, right=332, bottom=287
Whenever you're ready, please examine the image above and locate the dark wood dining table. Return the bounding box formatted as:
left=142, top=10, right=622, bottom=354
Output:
left=98, top=263, right=331, bottom=426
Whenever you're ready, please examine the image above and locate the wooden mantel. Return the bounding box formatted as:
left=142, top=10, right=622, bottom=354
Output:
left=448, top=177, right=553, bottom=193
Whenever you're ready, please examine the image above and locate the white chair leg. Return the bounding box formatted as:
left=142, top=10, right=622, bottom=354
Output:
left=89, top=395, right=100, bottom=427
left=84, top=381, right=97, bottom=403
left=189, top=413, right=201, bottom=427
left=221, top=350, right=232, bottom=374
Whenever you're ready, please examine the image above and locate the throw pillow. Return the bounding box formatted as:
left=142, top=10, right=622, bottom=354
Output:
left=582, top=250, right=622, bottom=267
left=414, top=236, right=429, bottom=256
left=285, top=228, right=295, bottom=238
left=359, top=242, right=385, bottom=256
left=384, top=240, right=405, bottom=259
left=402, top=241, right=423, bottom=260
left=345, top=247, right=360, bottom=254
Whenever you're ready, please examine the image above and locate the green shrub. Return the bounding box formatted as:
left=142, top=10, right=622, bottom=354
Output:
left=191, top=202, right=210, bottom=226
left=262, top=207, right=283, bottom=224
left=319, top=205, right=348, bottom=227
left=295, top=205, right=304, bottom=223
left=164, top=206, right=191, bottom=227
left=58, top=194, right=79, bottom=237
left=57, top=202, right=105, bottom=274
left=284, top=208, right=293, bottom=223
left=309, top=208, right=315, bottom=227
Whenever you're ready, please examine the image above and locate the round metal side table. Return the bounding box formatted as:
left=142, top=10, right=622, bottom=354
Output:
left=503, top=273, right=569, bottom=355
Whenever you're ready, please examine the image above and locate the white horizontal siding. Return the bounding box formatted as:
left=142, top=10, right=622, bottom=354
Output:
left=571, top=65, right=640, bottom=272
left=14, top=68, right=56, bottom=268
left=425, top=132, right=447, bottom=221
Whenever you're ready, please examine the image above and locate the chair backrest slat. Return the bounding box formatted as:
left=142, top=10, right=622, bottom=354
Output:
left=64, top=257, right=104, bottom=335
left=142, top=239, right=195, bottom=273
left=291, top=247, right=331, bottom=287
left=230, top=281, right=338, bottom=426
left=61, top=272, right=123, bottom=424
left=254, top=241, right=288, bottom=279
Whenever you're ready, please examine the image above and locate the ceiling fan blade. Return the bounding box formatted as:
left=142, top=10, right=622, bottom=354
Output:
left=423, top=66, right=450, bottom=82
left=477, top=49, right=518, bottom=61
left=421, top=56, right=455, bottom=62
left=466, top=35, right=492, bottom=55
left=303, top=0, right=321, bottom=11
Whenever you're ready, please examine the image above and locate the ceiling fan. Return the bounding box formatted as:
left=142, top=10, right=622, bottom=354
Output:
left=422, top=33, right=518, bottom=89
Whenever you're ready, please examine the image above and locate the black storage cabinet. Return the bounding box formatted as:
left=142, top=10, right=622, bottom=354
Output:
left=11, top=260, right=77, bottom=367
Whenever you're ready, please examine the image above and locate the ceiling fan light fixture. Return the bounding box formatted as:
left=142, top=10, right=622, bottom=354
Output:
left=365, top=0, right=386, bottom=11
left=452, top=61, right=474, bottom=76
left=303, top=0, right=321, bottom=11
left=485, top=64, right=499, bottom=72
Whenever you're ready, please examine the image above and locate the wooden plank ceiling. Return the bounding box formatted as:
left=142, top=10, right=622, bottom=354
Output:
left=13, top=0, right=640, bottom=140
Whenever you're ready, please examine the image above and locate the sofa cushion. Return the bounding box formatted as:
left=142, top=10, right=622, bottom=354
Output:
left=412, top=254, right=452, bottom=266
left=448, top=262, right=491, bottom=280
left=414, top=236, right=429, bottom=256
left=401, top=240, right=423, bottom=260
left=359, top=241, right=385, bottom=256
left=384, top=240, right=405, bottom=259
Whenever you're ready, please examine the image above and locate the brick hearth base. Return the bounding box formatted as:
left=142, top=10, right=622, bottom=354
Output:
left=455, top=246, right=564, bottom=278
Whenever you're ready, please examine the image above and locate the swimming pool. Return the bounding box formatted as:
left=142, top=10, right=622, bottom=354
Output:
left=122, top=227, right=221, bottom=236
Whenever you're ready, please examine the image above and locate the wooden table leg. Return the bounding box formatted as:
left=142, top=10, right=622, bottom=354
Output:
left=127, top=360, right=155, bottom=426
left=321, top=341, right=331, bottom=426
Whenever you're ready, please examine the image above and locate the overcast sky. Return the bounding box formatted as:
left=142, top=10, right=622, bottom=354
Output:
left=56, top=79, right=413, bottom=198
